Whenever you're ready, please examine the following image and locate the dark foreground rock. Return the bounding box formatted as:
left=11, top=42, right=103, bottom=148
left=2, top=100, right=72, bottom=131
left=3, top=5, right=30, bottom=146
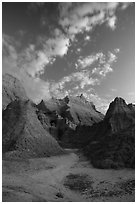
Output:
left=2, top=100, right=64, bottom=159
left=81, top=97, right=135, bottom=169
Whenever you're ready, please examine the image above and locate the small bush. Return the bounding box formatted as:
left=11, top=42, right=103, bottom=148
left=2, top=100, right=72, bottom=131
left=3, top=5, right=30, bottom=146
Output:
left=64, top=173, right=93, bottom=192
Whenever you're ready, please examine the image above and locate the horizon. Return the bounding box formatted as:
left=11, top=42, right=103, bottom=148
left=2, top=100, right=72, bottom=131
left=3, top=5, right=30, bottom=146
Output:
left=2, top=2, right=135, bottom=114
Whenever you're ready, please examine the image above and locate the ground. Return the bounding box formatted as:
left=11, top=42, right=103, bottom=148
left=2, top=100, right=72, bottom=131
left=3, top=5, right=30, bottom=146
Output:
left=2, top=149, right=135, bottom=202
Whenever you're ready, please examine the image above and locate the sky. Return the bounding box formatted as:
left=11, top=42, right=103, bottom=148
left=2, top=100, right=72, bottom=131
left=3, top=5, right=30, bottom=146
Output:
left=2, top=2, right=135, bottom=113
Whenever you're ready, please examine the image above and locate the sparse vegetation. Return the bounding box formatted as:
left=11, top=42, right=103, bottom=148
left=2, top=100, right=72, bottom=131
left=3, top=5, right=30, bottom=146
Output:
left=84, top=127, right=135, bottom=169
left=64, top=173, right=93, bottom=192
left=64, top=173, right=135, bottom=200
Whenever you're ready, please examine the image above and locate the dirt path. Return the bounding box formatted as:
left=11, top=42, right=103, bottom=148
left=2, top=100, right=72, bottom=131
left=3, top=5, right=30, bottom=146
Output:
left=2, top=149, right=135, bottom=202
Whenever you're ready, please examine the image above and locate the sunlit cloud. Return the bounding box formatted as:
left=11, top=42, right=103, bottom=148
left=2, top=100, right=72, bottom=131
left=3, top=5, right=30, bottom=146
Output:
left=107, top=16, right=117, bottom=30
left=76, top=49, right=119, bottom=77
left=2, top=2, right=133, bottom=114
left=59, top=2, right=130, bottom=40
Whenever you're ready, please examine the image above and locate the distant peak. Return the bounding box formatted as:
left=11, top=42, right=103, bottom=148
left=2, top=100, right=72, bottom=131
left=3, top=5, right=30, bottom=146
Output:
left=114, top=97, right=126, bottom=104
left=105, top=97, right=128, bottom=119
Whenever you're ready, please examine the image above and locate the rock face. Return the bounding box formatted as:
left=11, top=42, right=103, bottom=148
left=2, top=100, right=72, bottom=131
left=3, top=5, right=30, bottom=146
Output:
left=82, top=97, right=135, bottom=169
left=2, top=74, right=28, bottom=110
left=105, top=97, right=135, bottom=133
left=64, top=95, right=104, bottom=125
left=36, top=95, right=104, bottom=147
left=2, top=74, right=64, bottom=159
left=38, top=94, right=104, bottom=127
left=3, top=100, right=64, bottom=159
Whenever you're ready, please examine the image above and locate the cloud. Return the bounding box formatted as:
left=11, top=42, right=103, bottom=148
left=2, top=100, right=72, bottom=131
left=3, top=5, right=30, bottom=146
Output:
left=50, top=49, right=120, bottom=100
left=3, top=27, right=70, bottom=78
left=92, top=64, right=113, bottom=77
left=47, top=69, right=100, bottom=100
left=114, top=48, right=120, bottom=53
left=17, top=44, right=50, bottom=78
left=57, top=70, right=99, bottom=90
left=46, top=31, right=70, bottom=57
left=3, top=2, right=131, bottom=113
left=59, top=2, right=130, bottom=39
left=91, top=51, right=119, bottom=77
left=76, top=52, right=105, bottom=70
left=85, top=35, right=90, bottom=41
left=2, top=34, right=114, bottom=114
left=2, top=31, right=121, bottom=114
left=37, top=28, right=70, bottom=58
left=107, top=16, right=117, bottom=30
left=2, top=34, right=52, bottom=102
left=48, top=74, right=109, bottom=113
left=76, top=49, right=119, bottom=77
left=2, top=32, right=70, bottom=103
left=2, top=34, right=18, bottom=75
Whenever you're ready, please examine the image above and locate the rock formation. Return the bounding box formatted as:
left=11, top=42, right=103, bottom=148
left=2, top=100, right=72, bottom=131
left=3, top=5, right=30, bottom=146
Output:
left=2, top=74, right=28, bottom=110
left=83, top=97, right=135, bottom=169
left=37, top=94, right=104, bottom=127
left=2, top=73, right=135, bottom=168
left=2, top=74, right=64, bottom=159
left=105, top=97, right=135, bottom=133
left=3, top=100, right=64, bottom=159
left=36, top=95, right=104, bottom=147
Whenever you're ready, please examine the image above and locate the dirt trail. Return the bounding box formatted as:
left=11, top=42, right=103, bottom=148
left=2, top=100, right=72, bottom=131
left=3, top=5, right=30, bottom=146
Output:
left=2, top=149, right=135, bottom=202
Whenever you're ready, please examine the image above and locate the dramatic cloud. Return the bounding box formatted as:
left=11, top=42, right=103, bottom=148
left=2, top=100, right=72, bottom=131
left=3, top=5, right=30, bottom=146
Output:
left=59, top=2, right=130, bottom=39
left=3, top=2, right=133, bottom=113
left=76, top=52, right=105, bottom=69
left=2, top=34, right=51, bottom=102
left=76, top=49, right=119, bottom=77
left=92, top=50, right=119, bottom=77
left=17, top=44, right=50, bottom=78
left=45, top=29, right=70, bottom=57
left=52, top=70, right=99, bottom=92
left=92, top=64, right=113, bottom=77
left=3, top=28, right=70, bottom=78
left=2, top=33, right=120, bottom=110
left=2, top=31, right=70, bottom=103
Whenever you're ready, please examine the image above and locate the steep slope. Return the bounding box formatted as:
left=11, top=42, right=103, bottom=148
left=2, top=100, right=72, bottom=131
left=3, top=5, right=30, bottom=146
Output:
left=38, top=94, right=104, bottom=127
left=82, top=97, right=135, bottom=169
left=3, top=100, right=64, bottom=159
left=2, top=74, right=28, bottom=110
left=105, top=97, right=135, bottom=133
left=36, top=95, right=104, bottom=147
left=65, top=95, right=104, bottom=125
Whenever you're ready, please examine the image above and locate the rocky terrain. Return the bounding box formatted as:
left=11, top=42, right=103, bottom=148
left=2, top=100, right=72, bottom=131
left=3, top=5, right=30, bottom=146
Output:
left=3, top=100, right=64, bottom=159
left=38, top=94, right=104, bottom=126
left=3, top=149, right=135, bottom=202
left=2, top=73, right=135, bottom=202
left=82, top=97, right=135, bottom=169
left=2, top=74, right=28, bottom=110
left=36, top=94, right=104, bottom=147
left=2, top=74, right=64, bottom=159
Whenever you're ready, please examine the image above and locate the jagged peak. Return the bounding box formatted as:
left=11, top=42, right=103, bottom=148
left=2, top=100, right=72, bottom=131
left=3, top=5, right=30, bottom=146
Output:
left=105, top=97, right=131, bottom=119
left=113, top=97, right=126, bottom=104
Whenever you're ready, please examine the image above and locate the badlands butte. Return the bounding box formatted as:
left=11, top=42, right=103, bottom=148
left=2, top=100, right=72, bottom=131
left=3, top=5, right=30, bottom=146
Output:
left=2, top=73, right=135, bottom=202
